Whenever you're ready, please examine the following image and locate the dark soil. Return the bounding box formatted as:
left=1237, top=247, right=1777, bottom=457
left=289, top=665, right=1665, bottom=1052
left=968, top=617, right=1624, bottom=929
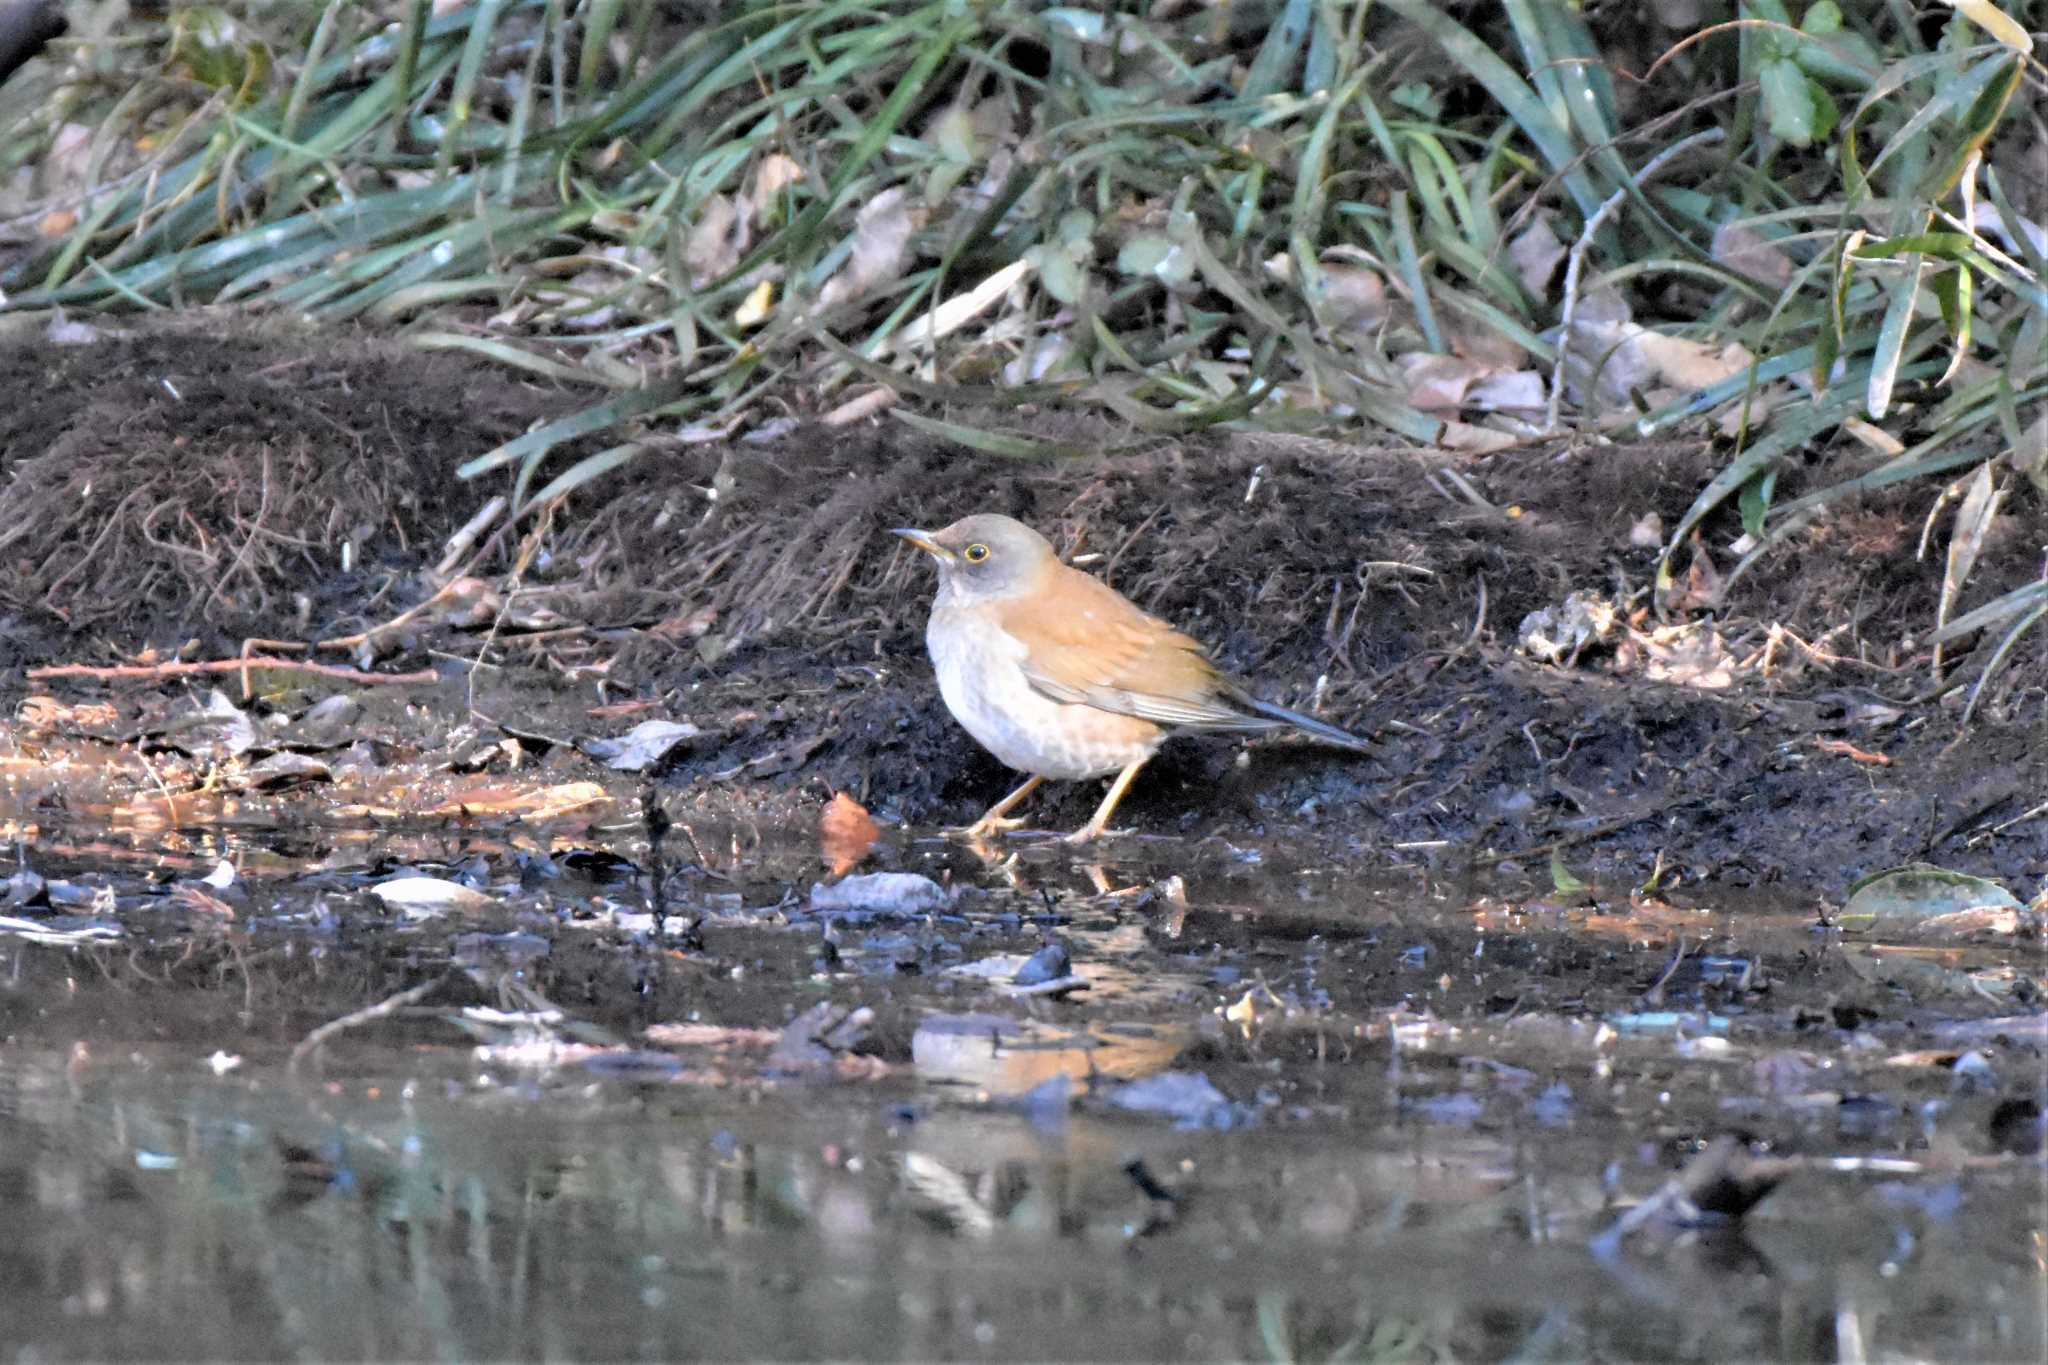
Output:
left=3, top=315, right=2043, bottom=894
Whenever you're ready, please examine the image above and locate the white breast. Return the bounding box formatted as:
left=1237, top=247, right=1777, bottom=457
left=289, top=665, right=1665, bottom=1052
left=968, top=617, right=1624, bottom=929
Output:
left=926, top=605, right=1161, bottom=781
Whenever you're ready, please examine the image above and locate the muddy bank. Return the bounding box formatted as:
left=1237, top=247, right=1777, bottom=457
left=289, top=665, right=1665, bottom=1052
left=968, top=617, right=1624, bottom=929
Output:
left=1, top=316, right=2042, bottom=893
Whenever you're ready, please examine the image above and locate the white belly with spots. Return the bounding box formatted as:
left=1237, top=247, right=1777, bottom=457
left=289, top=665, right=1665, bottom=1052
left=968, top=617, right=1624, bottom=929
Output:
left=927, top=607, right=1161, bottom=781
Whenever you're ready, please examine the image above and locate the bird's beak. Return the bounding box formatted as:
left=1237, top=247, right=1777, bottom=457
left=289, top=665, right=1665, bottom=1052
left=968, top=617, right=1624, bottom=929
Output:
left=890, top=527, right=951, bottom=560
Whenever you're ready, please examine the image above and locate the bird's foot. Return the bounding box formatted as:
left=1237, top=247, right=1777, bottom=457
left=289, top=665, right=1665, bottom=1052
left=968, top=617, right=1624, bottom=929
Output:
left=950, top=813, right=1030, bottom=842
left=1059, top=822, right=1128, bottom=845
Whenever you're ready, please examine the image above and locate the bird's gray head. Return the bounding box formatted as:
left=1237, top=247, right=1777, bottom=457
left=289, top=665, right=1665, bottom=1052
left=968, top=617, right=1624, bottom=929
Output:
left=890, top=514, right=1057, bottom=605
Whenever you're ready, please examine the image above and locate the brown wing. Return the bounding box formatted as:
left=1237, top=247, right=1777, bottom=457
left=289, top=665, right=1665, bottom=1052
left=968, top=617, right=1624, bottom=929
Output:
left=995, top=562, right=1273, bottom=731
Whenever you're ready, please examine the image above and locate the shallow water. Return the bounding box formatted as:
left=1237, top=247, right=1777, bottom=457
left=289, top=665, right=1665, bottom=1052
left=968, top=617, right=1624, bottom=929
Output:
left=0, top=812, right=2041, bottom=1362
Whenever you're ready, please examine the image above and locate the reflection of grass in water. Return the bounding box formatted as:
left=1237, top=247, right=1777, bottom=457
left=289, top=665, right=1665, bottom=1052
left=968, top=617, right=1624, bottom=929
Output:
left=5, top=1042, right=2041, bottom=1360
left=84, top=1079, right=918, bottom=1357
left=1257, top=1290, right=1436, bottom=1363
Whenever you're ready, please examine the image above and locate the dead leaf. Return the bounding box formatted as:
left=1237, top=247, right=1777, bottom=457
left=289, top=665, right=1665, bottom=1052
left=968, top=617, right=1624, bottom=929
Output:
left=817, top=186, right=919, bottom=309
left=1437, top=420, right=1526, bottom=454
left=1224, top=983, right=1283, bottom=1034
left=822, top=387, right=897, bottom=426
left=684, top=193, right=741, bottom=287
left=771, top=1002, right=873, bottom=1072
left=18, top=696, right=118, bottom=730
left=645, top=1023, right=782, bottom=1049
left=171, top=884, right=236, bottom=918
left=819, top=792, right=882, bottom=876
left=1628, top=331, right=1755, bottom=390
left=1843, top=416, right=1906, bottom=457
left=1509, top=213, right=1567, bottom=297
left=46, top=123, right=92, bottom=184
left=1936, top=463, right=2005, bottom=667
left=1631, top=625, right=1739, bottom=689
left=910, top=1013, right=1189, bottom=1094
left=2009, top=409, right=2047, bottom=494
left=1662, top=536, right=1726, bottom=614
left=648, top=605, right=717, bottom=643
left=371, top=876, right=495, bottom=917
left=1448, top=318, right=1528, bottom=371
left=1559, top=318, right=1653, bottom=413
left=420, top=781, right=610, bottom=820
left=1518, top=591, right=1619, bottom=665
left=1465, top=369, right=1545, bottom=415
left=890, top=258, right=1033, bottom=351
left=734, top=279, right=775, bottom=329
left=428, top=576, right=502, bottom=627
left=1318, top=262, right=1388, bottom=332
left=744, top=152, right=805, bottom=222
left=581, top=720, right=699, bottom=772
left=234, top=752, right=334, bottom=790
left=1398, top=353, right=1498, bottom=412
left=1712, top=386, right=1791, bottom=437
left=1711, top=220, right=1794, bottom=290
left=427, top=576, right=570, bottom=631
left=588, top=698, right=662, bottom=720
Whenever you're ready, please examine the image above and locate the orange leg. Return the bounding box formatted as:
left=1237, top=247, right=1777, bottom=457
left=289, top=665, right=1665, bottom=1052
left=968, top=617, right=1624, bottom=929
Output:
left=1063, top=757, right=1151, bottom=844
left=954, top=774, right=1045, bottom=841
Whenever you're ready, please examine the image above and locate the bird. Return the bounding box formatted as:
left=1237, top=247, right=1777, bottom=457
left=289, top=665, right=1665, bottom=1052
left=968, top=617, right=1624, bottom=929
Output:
left=890, top=514, right=1370, bottom=843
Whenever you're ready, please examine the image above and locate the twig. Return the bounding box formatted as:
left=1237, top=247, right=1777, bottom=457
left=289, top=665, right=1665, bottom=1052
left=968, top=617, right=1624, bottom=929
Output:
left=239, top=637, right=310, bottom=699
left=317, top=572, right=477, bottom=650
left=467, top=498, right=557, bottom=719
left=1548, top=127, right=1726, bottom=433
left=436, top=496, right=508, bottom=576
left=1983, top=799, right=2048, bottom=839
left=131, top=746, right=179, bottom=825
left=288, top=979, right=440, bottom=1074
left=28, top=656, right=436, bottom=684
left=1639, top=936, right=1690, bottom=1008
left=205, top=447, right=272, bottom=613
left=1466, top=574, right=1489, bottom=651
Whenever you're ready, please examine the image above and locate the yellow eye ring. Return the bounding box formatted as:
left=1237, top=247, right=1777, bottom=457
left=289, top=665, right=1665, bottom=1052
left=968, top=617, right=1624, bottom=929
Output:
left=963, top=543, right=990, bottom=563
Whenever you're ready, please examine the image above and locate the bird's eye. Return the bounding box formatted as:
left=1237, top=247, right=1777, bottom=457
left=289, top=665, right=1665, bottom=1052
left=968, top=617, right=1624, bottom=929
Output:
left=963, top=543, right=990, bottom=563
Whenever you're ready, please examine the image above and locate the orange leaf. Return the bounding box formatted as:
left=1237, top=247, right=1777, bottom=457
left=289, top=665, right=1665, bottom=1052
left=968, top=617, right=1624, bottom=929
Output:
left=819, top=791, right=879, bottom=876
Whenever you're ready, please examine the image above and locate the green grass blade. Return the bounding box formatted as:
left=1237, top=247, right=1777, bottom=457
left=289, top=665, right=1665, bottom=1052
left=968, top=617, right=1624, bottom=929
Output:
left=891, top=409, right=1101, bottom=459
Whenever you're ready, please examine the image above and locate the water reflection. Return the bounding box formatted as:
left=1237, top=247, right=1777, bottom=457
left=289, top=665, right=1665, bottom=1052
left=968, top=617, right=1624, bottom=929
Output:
left=0, top=816, right=2037, bottom=1361
left=0, top=1038, right=2039, bottom=1361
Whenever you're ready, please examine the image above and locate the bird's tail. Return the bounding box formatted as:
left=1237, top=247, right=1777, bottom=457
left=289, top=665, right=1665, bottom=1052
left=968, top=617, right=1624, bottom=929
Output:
left=1242, top=697, right=1374, bottom=752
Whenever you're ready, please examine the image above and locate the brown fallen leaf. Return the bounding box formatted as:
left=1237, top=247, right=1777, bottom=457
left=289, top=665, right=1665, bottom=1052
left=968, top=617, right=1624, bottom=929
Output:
left=684, top=192, right=741, bottom=287
left=1711, top=220, right=1794, bottom=290
left=1437, top=419, right=1526, bottom=454
left=645, top=1023, right=783, bottom=1049
left=820, top=791, right=880, bottom=876
left=172, top=884, right=236, bottom=919
left=1397, top=352, right=1497, bottom=412
left=419, top=781, right=610, bottom=820
left=17, top=696, right=119, bottom=730
left=587, top=697, right=663, bottom=720
left=650, top=604, right=718, bottom=642
left=1661, top=535, right=1725, bottom=614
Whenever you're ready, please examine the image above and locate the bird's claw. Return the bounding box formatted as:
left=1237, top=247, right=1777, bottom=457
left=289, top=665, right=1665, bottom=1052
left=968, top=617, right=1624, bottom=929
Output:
left=951, top=814, right=1029, bottom=842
